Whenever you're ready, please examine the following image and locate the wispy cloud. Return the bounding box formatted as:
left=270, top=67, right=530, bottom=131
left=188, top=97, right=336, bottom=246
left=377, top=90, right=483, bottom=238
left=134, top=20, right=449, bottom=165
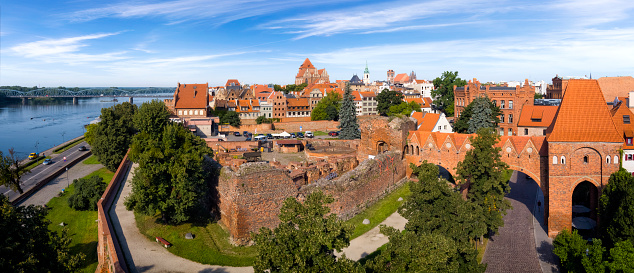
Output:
left=65, top=0, right=348, bottom=25
left=549, top=0, right=634, bottom=26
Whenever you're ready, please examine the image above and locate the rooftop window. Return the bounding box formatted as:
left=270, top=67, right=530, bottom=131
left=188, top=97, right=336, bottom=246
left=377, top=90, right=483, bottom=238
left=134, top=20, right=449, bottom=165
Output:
left=624, top=115, right=631, bottom=124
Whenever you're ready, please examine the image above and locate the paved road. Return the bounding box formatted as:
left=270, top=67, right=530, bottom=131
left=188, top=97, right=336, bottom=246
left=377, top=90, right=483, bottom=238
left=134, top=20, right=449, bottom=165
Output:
left=483, top=171, right=543, bottom=273
left=1, top=141, right=91, bottom=202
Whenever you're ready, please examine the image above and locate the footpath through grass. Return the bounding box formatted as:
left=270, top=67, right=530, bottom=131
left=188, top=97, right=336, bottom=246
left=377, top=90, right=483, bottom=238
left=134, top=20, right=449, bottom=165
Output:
left=135, top=213, right=257, bottom=266
left=45, top=167, right=113, bottom=273
left=346, top=180, right=412, bottom=239
left=53, top=137, right=85, bottom=154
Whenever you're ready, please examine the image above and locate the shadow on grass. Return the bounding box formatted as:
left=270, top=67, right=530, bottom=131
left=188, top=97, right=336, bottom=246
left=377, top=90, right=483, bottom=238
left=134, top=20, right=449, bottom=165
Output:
left=69, top=241, right=98, bottom=270
left=199, top=268, right=231, bottom=273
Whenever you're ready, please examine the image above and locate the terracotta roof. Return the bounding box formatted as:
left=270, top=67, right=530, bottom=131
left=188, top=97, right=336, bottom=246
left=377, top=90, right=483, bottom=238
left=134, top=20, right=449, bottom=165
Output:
left=597, top=76, right=634, bottom=102
left=174, top=83, right=209, bottom=109
left=547, top=79, right=622, bottom=142
left=251, top=100, right=260, bottom=107
left=610, top=101, right=634, bottom=149
left=351, top=91, right=362, bottom=101
left=417, top=113, right=441, bottom=131
left=360, top=92, right=376, bottom=97
left=225, top=79, right=240, bottom=87
left=252, top=84, right=273, bottom=93
left=394, top=73, right=410, bottom=83
left=296, top=58, right=316, bottom=78
left=286, top=97, right=310, bottom=107
left=423, top=97, right=433, bottom=108
left=517, top=105, right=558, bottom=127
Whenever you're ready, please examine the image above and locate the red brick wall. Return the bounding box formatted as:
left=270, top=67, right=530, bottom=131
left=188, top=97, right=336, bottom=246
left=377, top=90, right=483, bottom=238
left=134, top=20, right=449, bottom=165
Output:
left=357, top=116, right=416, bottom=161
left=273, top=120, right=340, bottom=133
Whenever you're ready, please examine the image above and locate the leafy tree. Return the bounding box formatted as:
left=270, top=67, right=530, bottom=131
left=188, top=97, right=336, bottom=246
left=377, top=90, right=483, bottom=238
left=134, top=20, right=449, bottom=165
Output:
left=0, top=195, right=85, bottom=272
left=133, top=100, right=170, bottom=136
left=255, top=115, right=270, bottom=124
left=252, top=191, right=362, bottom=273
left=608, top=240, right=634, bottom=272
left=91, top=102, right=137, bottom=172
left=338, top=83, right=360, bottom=139
left=83, top=123, right=97, bottom=146
left=67, top=176, right=106, bottom=211
left=535, top=93, right=544, bottom=99
left=453, top=96, right=501, bottom=134
left=273, top=84, right=283, bottom=91
left=311, top=91, right=342, bottom=121
left=456, top=128, right=511, bottom=234
left=387, top=100, right=421, bottom=116
left=0, top=148, right=30, bottom=194
left=553, top=229, right=588, bottom=273
left=125, top=123, right=213, bottom=224
left=376, top=89, right=404, bottom=116
left=220, top=111, right=241, bottom=127
left=432, top=71, right=467, bottom=117
left=599, top=168, right=634, bottom=248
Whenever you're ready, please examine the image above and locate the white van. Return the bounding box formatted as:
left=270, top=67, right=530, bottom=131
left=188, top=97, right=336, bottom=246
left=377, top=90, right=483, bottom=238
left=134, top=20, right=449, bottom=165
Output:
left=254, top=135, right=267, bottom=141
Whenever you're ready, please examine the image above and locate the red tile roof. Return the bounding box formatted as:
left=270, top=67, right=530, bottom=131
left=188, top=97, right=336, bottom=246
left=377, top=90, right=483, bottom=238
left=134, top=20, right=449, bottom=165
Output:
left=394, top=73, right=409, bottom=83
left=417, top=113, right=441, bottom=131
left=547, top=79, right=622, bottom=142
left=597, top=76, right=634, bottom=102
left=174, top=83, right=209, bottom=109
left=286, top=97, right=310, bottom=107
left=360, top=92, right=376, bottom=97
left=296, top=58, right=315, bottom=78
left=610, top=100, right=634, bottom=150
left=351, top=91, right=362, bottom=101
left=225, top=79, right=240, bottom=87
left=517, top=105, right=558, bottom=127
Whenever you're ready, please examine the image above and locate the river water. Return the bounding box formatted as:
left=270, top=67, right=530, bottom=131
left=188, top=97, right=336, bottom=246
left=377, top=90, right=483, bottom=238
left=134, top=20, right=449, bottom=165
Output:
left=0, top=96, right=170, bottom=158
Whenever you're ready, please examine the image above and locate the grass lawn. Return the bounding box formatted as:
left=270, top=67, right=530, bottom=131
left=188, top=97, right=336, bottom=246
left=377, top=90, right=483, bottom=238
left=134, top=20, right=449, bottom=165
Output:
left=476, top=237, right=489, bottom=263
left=53, top=137, right=85, bottom=154
left=346, top=181, right=412, bottom=239
left=503, top=169, right=514, bottom=182
left=82, top=155, right=101, bottom=165
left=313, top=130, right=328, bottom=136
left=135, top=213, right=257, bottom=266
left=45, top=167, right=114, bottom=273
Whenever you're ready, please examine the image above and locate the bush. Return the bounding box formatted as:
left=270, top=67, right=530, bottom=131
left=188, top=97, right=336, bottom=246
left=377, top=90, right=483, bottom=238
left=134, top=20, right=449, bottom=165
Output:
left=67, top=176, right=106, bottom=211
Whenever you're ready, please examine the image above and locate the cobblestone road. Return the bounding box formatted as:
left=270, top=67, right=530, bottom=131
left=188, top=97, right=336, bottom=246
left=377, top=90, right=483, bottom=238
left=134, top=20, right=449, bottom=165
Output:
left=482, top=171, right=543, bottom=273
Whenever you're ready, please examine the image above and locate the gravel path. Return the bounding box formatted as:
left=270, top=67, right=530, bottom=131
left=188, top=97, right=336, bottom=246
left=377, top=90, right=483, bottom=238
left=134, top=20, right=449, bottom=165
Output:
left=336, top=212, right=407, bottom=261
left=482, top=171, right=542, bottom=273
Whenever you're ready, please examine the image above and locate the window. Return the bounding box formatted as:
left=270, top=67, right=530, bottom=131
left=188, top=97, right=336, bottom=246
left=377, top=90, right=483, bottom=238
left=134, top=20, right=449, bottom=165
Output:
left=616, top=155, right=620, bottom=163
left=178, top=110, right=182, bottom=115
left=607, top=156, right=611, bottom=164
left=438, top=126, right=442, bottom=131
left=628, top=138, right=633, bottom=145
left=543, top=129, right=547, bottom=135
left=501, top=100, right=505, bottom=109
left=625, top=115, right=631, bottom=124
left=553, top=156, right=558, bottom=164
left=501, top=114, right=505, bottom=123
left=627, top=155, right=632, bottom=161
left=524, top=128, right=529, bottom=135
left=508, top=128, right=513, bottom=136
left=561, top=156, right=566, bottom=164
left=583, top=155, right=588, bottom=164
left=492, top=100, right=497, bottom=106
left=509, top=100, right=513, bottom=109
left=509, top=114, right=513, bottom=123
left=500, top=129, right=504, bottom=136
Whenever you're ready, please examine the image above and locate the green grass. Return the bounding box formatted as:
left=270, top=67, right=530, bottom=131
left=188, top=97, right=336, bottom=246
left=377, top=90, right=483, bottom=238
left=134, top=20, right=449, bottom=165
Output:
left=53, top=137, right=85, bottom=154
left=502, top=169, right=514, bottom=182
left=346, top=182, right=412, bottom=239
left=476, top=237, right=489, bottom=263
left=135, top=213, right=257, bottom=266
left=82, top=155, right=101, bottom=165
left=45, top=167, right=114, bottom=273
left=313, top=130, right=328, bottom=136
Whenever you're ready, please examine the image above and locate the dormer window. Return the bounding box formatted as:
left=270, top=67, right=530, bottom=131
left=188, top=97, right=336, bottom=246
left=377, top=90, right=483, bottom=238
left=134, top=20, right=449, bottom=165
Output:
left=624, top=115, right=631, bottom=124
left=627, top=137, right=633, bottom=146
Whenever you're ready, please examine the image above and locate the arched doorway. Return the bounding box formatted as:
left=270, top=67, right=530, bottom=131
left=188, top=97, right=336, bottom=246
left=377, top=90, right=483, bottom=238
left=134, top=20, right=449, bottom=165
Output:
left=571, top=181, right=599, bottom=239
left=377, top=141, right=387, bottom=154
left=437, top=164, right=455, bottom=183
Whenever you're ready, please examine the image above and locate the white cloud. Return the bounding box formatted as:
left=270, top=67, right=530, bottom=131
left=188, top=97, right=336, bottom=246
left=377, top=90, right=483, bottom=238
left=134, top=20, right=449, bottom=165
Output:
left=549, top=0, right=634, bottom=26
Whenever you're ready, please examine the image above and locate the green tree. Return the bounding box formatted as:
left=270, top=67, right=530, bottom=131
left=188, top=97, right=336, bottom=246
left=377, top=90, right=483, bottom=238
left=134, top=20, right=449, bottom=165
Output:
left=125, top=123, right=213, bottom=224
left=453, top=96, right=501, bottom=134
left=338, top=83, right=360, bottom=139
left=0, top=195, right=85, bottom=272
left=133, top=100, right=170, bottom=136
left=387, top=101, right=421, bottom=116
left=432, top=71, right=467, bottom=117
left=599, top=168, right=634, bottom=248
left=83, top=123, right=97, bottom=146
left=456, top=128, right=511, bottom=234
left=553, top=229, right=588, bottom=273
left=608, top=240, right=634, bottom=272
left=255, top=115, right=269, bottom=124
left=91, top=102, right=137, bottom=172
left=220, top=111, right=241, bottom=127
left=311, top=91, right=342, bottom=121
left=535, top=93, right=544, bottom=99
left=252, top=191, right=362, bottom=273
left=0, top=148, right=30, bottom=194
left=67, top=176, right=106, bottom=211
left=376, top=89, right=404, bottom=116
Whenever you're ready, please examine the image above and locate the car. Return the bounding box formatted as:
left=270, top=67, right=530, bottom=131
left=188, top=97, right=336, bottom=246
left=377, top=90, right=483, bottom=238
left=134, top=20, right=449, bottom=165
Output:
left=28, top=153, right=37, bottom=160
left=243, top=131, right=249, bottom=137
left=328, top=131, right=339, bottom=137
left=290, top=133, right=296, bottom=138
left=217, top=139, right=225, bottom=141
left=245, top=136, right=252, bottom=141
left=234, top=132, right=241, bottom=136
left=266, top=133, right=273, bottom=139
left=305, top=131, right=314, bottom=138
left=297, top=132, right=304, bottom=138
left=42, top=158, right=52, bottom=165
left=78, top=146, right=87, bottom=151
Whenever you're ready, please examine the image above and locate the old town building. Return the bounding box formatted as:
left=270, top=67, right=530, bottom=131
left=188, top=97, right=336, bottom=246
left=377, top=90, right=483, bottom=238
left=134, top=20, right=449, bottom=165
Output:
left=454, top=78, right=535, bottom=136
left=295, top=58, right=329, bottom=85
left=517, top=105, right=558, bottom=136
left=170, top=83, right=209, bottom=118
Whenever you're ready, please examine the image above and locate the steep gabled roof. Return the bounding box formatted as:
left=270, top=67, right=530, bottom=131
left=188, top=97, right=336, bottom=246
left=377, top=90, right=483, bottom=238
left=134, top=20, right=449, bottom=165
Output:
left=547, top=79, right=622, bottom=142
left=174, top=83, right=208, bottom=109
left=417, top=113, right=441, bottom=132
left=517, top=105, right=559, bottom=127
left=394, top=73, right=409, bottom=83
left=226, top=79, right=240, bottom=87
left=610, top=100, right=634, bottom=150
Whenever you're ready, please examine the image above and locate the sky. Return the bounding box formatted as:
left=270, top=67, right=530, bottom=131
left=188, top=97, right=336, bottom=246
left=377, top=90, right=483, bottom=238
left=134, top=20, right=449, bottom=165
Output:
left=2, top=0, right=634, bottom=87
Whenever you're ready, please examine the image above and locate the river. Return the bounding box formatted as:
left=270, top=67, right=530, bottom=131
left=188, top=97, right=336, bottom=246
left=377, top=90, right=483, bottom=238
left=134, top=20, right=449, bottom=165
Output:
left=0, top=96, right=171, bottom=158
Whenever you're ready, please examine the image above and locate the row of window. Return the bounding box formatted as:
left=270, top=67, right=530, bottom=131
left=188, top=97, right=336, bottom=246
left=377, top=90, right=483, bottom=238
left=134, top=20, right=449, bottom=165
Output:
left=553, top=155, right=619, bottom=165
left=523, top=128, right=548, bottom=136
left=493, top=100, right=513, bottom=109
left=499, top=128, right=513, bottom=136
left=500, top=114, right=513, bottom=123
left=178, top=110, right=204, bottom=116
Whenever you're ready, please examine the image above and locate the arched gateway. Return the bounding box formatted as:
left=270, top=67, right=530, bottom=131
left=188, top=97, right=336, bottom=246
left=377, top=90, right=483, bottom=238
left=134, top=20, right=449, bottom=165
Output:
left=362, top=79, right=624, bottom=238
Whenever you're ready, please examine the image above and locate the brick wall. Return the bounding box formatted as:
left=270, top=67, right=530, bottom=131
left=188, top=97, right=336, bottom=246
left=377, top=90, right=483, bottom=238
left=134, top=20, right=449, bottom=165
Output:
left=273, top=120, right=340, bottom=132
left=357, top=116, right=416, bottom=161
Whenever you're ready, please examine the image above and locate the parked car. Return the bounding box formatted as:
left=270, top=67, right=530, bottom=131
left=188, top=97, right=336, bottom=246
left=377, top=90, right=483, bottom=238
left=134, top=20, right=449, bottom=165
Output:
left=305, top=131, right=314, bottom=138
left=266, top=133, right=273, bottom=139
left=217, top=139, right=225, bottom=141
left=243, top=131, right=249, bottom=137
left=328, top=131, right=339, bottom=136
left=42, top=158, right=52, bottom=165
left=28, top=153, right=37, bottom=160
left=297, top=132, right=304, bottom=138
left=78, top=146, right=87, bottom=151
left=245, top=136, right=252, bottom=141
left=234, top=132, right=241, bottom=136
left=290, top=133, right=296, bottom=138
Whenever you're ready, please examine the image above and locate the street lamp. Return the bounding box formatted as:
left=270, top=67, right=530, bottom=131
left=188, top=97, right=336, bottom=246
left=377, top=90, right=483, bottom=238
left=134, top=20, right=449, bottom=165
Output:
left=66, top=167, right=69, bottom=188
left=35, top=141, right=39, bottom=156
left=61, top=131, right=66, bottom=144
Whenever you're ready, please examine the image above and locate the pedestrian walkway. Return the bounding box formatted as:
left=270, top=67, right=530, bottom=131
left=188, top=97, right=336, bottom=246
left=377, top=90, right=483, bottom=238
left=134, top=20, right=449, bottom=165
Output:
left=336, top=212, right=407, bottom=260
left=533, top=187, right=559, bottom=272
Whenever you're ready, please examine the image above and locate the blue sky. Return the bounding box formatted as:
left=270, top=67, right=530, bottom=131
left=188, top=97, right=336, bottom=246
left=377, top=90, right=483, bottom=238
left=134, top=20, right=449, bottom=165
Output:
left=2, top=0, right=634, bottom=87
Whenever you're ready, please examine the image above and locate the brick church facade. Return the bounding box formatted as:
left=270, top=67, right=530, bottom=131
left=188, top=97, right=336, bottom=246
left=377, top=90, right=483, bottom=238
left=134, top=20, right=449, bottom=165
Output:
left=295, top=58, right=329, bottom=85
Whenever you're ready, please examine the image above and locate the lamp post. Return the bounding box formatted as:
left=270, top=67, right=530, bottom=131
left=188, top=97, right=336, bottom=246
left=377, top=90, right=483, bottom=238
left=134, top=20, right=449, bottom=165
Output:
left=66, top=167, right=69, bottom=188
left=35, top=141, right=39, bottom=156
left=61, top=131, right=66, bottom=144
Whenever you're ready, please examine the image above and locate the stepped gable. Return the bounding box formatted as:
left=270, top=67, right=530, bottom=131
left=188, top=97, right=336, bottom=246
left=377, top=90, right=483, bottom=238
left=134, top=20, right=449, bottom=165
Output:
left=547, top=79, right=622, bottom=143
left=296, top=58, right=315, bottom=78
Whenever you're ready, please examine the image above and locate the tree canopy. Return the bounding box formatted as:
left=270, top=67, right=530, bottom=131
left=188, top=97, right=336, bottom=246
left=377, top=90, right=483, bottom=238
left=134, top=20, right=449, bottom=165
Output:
left=453, top=96, right=501, bottom=134
left=388, top=101, right=421, bottom=116
left=133, top=99, right=171, bottom=136
left=311, top=91, right=342, bottom=121
left=599, top=168, right=634, bottom=248
left=0, top=195, right=84, bottom=272
left=220, top=111, right=241, bottom=127
left=252, top=191, right=362, bottom=273
left=376, top=89, right=404, bottom=116
left=456, top=128, right=511, bottom=234
left=432, top=71, right=467, bottom=117
left=338, top=83, right=360, bottom=139
left=67, top=175, right=106, bottom=211
left=0, top=148, right=30, bottom=194
left=89, top=102, right=137, bottom=172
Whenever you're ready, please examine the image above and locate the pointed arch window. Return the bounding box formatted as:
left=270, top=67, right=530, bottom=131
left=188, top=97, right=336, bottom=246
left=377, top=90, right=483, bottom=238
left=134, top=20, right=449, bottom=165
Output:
left=561, top=156, right=566, bottom=164
left=553, top=156, right=558, bottom=165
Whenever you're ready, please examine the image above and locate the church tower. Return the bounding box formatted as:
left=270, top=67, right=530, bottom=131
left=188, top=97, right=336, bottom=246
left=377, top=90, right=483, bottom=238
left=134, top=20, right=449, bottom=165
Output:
left=387, top=69, right=395, bottom=84
left=363, top=61, right=370, bottom=85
